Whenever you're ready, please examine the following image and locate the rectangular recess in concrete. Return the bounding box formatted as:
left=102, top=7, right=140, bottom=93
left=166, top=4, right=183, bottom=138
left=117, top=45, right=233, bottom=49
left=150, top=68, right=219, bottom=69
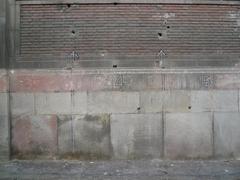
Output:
left=111, top=113, right=162, bottom=159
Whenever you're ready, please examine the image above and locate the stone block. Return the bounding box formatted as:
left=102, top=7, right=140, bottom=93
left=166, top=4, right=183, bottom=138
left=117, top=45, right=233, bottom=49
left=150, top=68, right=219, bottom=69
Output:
left=12, top=115, right=57, bottom=158
left=214, top=113, right=240, bottom=159
left=0, top=116, right=9, bottom=161
left=111, top=114, right=162, bottom=159
left=163, top=91, right=191, bottom=112
left=35, top=93, right=71, bottom=114
left=88, top=91, right=139, bottom=114
left=10, top=93, right=34, bottom=115
left=0, top=93, right=8, bottom=115
left=57, top=115, right=73, bottom=155
left=190, top=91, right=212, bottom=112
left=190, top=90, right=238, bottom=112
left=211, top=90, right=238, bottom=112
left=165, top=113, right=213, bottom=159
left=71, top=92, right=87, bottom=114
left=72, top=114, right=111, bottom=159
left=140, top=91, right=163, bottom=113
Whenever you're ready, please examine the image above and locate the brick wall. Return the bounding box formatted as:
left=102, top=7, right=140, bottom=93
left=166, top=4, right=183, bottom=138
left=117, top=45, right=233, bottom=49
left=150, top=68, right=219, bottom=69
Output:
left=8, top=69, right=240, bottom=160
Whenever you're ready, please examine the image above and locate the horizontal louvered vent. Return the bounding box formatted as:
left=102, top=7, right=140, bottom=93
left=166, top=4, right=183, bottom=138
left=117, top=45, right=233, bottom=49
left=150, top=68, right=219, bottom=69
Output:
left=19, top=4, right=240, bottom=68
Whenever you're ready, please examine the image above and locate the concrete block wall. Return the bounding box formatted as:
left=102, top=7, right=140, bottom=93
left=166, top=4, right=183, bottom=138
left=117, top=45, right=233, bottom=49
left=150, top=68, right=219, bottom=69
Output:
left=7, top=69, right=240, bottom=160
left=0, top=70, right=9, bottom=161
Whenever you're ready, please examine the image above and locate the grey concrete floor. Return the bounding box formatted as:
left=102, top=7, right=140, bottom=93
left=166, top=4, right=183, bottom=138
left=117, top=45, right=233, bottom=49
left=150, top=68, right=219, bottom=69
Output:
left=0, top=160, right=240, bottom=180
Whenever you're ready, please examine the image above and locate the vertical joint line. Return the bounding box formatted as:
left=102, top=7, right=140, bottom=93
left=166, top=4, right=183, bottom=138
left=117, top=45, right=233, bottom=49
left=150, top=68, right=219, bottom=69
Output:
left=212, top=112, right=215, bottom=158
left=238, top=88, right=239, bottom=112
left=71, top=114, right=74, bottom=154
left=162, top=111, right=165, bottom=158
left=7, top=70, right=11, bottom=160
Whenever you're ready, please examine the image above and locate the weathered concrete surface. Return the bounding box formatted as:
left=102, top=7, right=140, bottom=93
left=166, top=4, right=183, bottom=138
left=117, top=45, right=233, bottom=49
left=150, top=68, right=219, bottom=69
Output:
left=214, top=113, right=240, bottom=159
left=4, top=69, right=240, bottom=160
left=72, top=114, right=112, bottom=159
left=0, top=116, right=9, bottom=161
left=0, top=160, right=239, bottom=180
left=57, top=115, right=111, bottom=159
left=111, top=114, right=162, bottom=159
left=165, top=113, right=213, bottom=159
left=57, top=115, right=73, bottom=155
left=11, top=115, right=57, bottom=159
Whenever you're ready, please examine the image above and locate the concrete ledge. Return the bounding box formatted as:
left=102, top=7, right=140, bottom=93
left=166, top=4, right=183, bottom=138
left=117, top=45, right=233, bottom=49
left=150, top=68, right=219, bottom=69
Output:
left=8, top=69, right=240, bottom=92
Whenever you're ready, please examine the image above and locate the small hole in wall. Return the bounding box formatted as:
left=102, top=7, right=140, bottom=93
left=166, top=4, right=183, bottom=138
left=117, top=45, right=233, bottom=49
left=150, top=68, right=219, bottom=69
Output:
left=67, top=4, right=71, bottom=8
left=113, top=64, right=118, bottom=68
left=167, top=26, right=170, bottom=29
left=137, top=107, right=141, bottom=111
left=113, top=2, right=118, bottom=5
left=188, top=106, right=192, bottom=110
left=71, top=30, right=75, bottom=34
left=158, top=32, right=162, bottom=37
